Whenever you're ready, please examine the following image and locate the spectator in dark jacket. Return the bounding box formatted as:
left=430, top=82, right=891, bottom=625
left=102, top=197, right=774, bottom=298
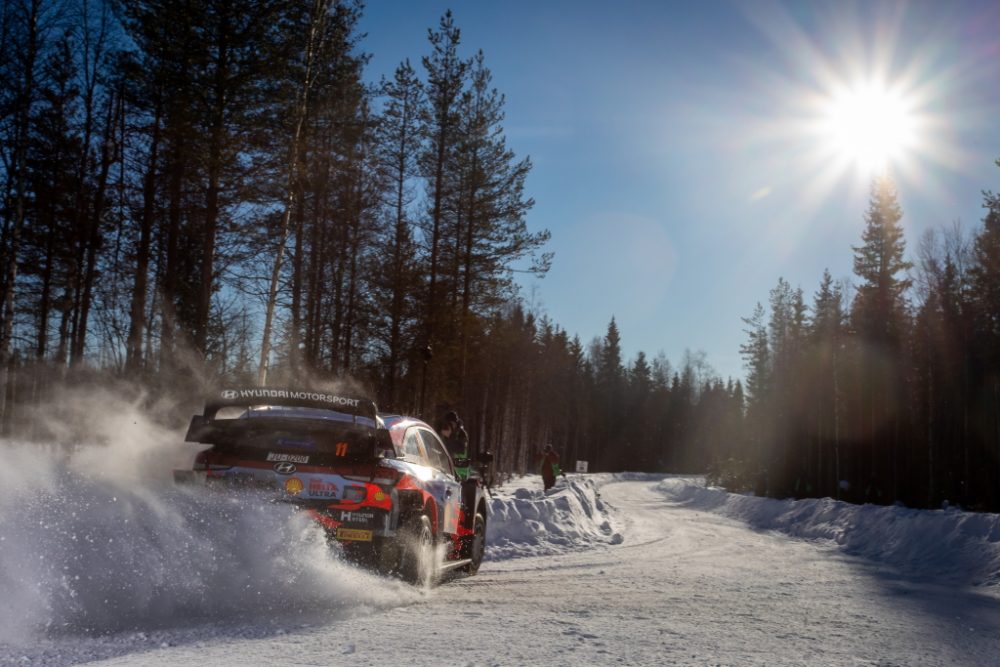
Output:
left=538, top=443, right=562, bottom=491
left=438, top=411, right=470, bottom=480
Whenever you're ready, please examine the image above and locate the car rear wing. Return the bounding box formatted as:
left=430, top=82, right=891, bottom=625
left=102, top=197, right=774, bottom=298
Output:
left=185, top=387, right=380, bottom=443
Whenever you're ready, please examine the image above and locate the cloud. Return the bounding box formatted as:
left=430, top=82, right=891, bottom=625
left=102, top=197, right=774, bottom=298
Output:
left=750, top=186, right=772, bottom=202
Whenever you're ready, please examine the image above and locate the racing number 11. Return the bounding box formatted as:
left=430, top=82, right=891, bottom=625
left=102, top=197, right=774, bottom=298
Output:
left=335, top=442, right=349, bottom=457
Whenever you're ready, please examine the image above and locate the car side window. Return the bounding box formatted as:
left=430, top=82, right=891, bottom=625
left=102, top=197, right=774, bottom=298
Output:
left=419, top=429, right=454, bottom=475
left=401, top=428, right=428, bottom=465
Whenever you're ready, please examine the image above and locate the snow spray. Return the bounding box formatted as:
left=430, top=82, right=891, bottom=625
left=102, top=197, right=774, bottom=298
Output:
left=0, top=386, right=418, bottom=642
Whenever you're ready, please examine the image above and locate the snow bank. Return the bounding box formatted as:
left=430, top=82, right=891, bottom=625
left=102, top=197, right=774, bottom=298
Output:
left=656, top=476, right=1000, bottom=589
left=485, top=474, right=623, bottom=560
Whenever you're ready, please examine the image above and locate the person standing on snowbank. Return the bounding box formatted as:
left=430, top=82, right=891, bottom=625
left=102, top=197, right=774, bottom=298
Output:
left=538, top=443, right=562, bottom=491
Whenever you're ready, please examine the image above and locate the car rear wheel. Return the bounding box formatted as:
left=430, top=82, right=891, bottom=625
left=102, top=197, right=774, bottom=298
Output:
left=461, top=512, right=486, bottom=574
left=400, top=513, right=437, bottom=587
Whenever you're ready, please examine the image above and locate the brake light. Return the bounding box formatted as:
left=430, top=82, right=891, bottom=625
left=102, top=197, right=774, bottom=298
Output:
left=344, top=463, right=401, bottom=486
left=371, top=462, right=401, bottom=485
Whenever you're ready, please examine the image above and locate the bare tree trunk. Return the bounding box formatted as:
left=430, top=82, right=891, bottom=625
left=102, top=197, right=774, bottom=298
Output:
left=290, top=195, right=305, bottom=373
left=159, top=136, right=184, bottom=369
left=126, top=103, right=161, bottom=373
left=386, top=146, right=408, bottom=407
left=459, top=159, right=478, bottom=395
left=194, top=3, right=231, bottom=357
left=36, top=209, right=57, bottom=359
left=305, top=198, right=325, bottom=367
left=72, top=88, right=119, bottom=364
left=258, top=0, right=331, bottom=386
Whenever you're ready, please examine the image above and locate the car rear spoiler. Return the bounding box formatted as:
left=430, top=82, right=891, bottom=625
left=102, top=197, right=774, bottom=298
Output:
left=185, top=387, right=380, bottom=443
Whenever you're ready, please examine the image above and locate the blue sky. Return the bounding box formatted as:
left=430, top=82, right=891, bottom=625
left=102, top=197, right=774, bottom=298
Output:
left=359, top=0, right=1000, bottom=382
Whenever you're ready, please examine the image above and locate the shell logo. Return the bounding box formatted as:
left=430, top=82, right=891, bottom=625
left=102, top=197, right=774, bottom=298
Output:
left=374, top=491, right=385, bottom=502
left=285, top=477, right=304, bottom=495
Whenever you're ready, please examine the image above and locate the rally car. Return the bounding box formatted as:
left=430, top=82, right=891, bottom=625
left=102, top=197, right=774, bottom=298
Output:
left=175, top=387, right=491, bottom=585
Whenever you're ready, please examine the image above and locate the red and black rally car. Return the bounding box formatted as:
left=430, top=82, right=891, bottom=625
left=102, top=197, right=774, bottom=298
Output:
left=175, top=388, right=490, bottom=585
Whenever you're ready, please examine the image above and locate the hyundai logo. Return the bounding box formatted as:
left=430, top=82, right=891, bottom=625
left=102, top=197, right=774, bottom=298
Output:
left=221, top=389, right=238, bottom=399
left=274, top=462, right=297, bottom=475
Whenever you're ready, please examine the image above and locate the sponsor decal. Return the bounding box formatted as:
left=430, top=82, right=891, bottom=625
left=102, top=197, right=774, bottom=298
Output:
left=219, top=388, right=361, bottom=408
left=267, top=452, right=309, bottom=464
left=277, top=438, right=315, bottom=450
left=339, top=510, right=375, bottom=523
left=284, top=477, right=304, bottom=495
left=308, top=478, right=339, bottom=498
left=344, top=485, right=366, bottom=502
left=373, top=491, right=385, bottom=502
left=274, top=462, right=297, bottom=475
left=335, top=528, right=373, bottom=542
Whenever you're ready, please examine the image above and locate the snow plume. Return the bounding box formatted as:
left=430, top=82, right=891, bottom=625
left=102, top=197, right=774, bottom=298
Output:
left=486, top=475, right=624, bottom=560
left=656, top=477, right=1000, bottom=589
left=0, top=387, right=418, bottom=644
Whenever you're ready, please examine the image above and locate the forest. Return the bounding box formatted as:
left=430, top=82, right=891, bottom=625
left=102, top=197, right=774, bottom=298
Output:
left=1, top=1, right=998, bottom=511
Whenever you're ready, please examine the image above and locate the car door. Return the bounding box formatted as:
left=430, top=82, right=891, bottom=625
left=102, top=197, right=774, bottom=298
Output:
left=418, top=428, right=461, bottom=536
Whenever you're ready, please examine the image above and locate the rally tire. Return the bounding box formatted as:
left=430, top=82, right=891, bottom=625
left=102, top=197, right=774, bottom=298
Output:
left=400, top=513, right=437, bottom=587
left=462, top=512, right=486, bottom=575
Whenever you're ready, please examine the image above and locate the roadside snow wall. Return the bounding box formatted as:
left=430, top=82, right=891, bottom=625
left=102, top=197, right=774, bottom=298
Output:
left=485, top=475, right=623, bottom=560
left=656, top=476, right=1000, bottom=590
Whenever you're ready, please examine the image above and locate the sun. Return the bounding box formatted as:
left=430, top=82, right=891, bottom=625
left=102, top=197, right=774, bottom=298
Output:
left=821, top=80, right=919, bottom=174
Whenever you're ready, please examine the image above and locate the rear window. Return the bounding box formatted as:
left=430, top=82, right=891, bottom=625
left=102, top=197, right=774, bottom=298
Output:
left=240, top=430, right=370, bottom=457
left=206, top=417, right=376, bottom=461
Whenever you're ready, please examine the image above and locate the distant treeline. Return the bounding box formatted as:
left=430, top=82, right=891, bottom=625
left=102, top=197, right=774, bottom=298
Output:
left=726, top=173, right=1000, bottom=512
left=2, top=2, right=998, bottom=511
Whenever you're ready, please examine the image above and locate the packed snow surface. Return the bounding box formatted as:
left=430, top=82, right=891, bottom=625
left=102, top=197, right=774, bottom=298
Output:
left=1, top=399, right=998, bottom=666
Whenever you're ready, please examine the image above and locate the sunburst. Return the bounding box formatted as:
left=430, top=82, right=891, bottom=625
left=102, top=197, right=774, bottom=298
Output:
left=821, top=80, right=919, bottom=174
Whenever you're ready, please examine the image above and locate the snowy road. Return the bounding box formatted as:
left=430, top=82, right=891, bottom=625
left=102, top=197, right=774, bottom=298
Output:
left=10, top=476, right=997, bottom=667
left=318, top=478, right=998, bottom=667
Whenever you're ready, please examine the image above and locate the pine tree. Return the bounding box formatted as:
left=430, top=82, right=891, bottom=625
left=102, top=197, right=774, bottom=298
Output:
left=449, top=50, right=548, bottom=388
left=740, top=302, right=770, bottom=412
left=968, top=161, right=1000, bottom=507
left=850, top=174, right=913, bottom=503
left=23, top=32, right=83, bottom=362
left=373, top=59, right=424, bottom=408
left=0, top=0, right=52, bottom=423
left=809, top=269, right=845, bottom=498
left=852, top=175, right=913, bottom=345
left=740, top=302, right=770, bottom=479
left=970, top=167, right=1000, bottom=359
left=419, top=10, right=467, bottom=410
